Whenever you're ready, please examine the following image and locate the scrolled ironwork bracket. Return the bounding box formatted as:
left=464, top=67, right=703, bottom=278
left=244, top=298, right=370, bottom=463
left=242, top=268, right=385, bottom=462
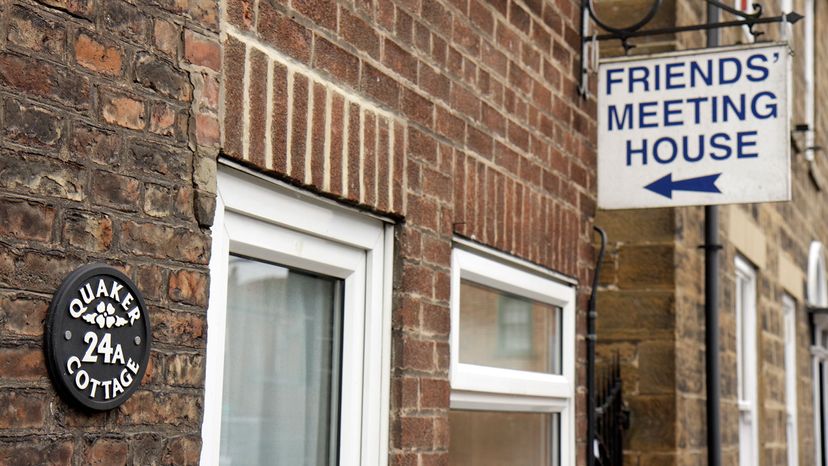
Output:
left=577, top=0, right=804, bottom=98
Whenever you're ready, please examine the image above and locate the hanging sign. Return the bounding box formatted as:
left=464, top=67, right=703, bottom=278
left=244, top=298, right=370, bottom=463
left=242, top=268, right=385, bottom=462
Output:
left=45, top=264, right=151, bottom=411
left=597, top=42, right=790, bottom=209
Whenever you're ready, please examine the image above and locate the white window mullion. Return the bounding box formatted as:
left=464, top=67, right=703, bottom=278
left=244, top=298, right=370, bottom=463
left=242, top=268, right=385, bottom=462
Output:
left=735, top=256, right=758, bottom=466
left=783, top=294, right=798, bottom=466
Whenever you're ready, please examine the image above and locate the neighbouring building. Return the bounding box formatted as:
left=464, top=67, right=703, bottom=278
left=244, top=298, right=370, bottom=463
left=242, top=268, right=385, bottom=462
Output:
left=0, top=0, right=596, bottom=465
left=595, top=0, right=828, bottom=465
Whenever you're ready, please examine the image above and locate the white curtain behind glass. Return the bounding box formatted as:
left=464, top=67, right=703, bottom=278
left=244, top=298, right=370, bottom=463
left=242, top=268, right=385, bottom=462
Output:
left=219, top=256, right=341, bottom=466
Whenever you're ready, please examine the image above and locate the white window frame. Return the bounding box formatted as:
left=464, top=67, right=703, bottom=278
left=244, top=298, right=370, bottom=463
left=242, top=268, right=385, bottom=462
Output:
left=808, top=242, right=828, bottom=466
left=201, top=164, right=394, bottom=466
left=449, top=245, right=576, bottom=466
left=783, top=294, right=799, bottom=466
left=735, top=256, right=759, bottom=466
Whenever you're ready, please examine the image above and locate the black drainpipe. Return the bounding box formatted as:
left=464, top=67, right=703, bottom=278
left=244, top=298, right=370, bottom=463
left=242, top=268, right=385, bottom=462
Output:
left=704, top=3, right=722, bottom=465
left=587, top=226, right=606, bottom=466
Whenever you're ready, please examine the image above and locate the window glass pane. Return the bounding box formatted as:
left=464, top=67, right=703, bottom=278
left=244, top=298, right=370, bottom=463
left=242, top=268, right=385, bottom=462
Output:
left=459, top=280, right=562, bottom=374
left=449, top=410, right=560, bottom=466
left=219, top=255, right=342, bottom=466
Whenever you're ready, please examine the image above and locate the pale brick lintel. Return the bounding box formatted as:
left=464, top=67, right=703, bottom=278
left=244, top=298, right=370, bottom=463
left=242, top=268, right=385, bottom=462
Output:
left=222, top=26, right=405, bottom=214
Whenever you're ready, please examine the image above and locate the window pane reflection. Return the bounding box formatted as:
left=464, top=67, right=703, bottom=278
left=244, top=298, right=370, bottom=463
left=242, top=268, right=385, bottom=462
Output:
left=449, top=410, right=560, bottom=466
left=459, top=280, right=562, bottom=373
left=219, top=255, right=342, bottom=466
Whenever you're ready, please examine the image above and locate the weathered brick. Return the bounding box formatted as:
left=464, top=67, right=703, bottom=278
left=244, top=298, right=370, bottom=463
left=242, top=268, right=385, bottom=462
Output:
left=3, top=99, right=64, bottom=148
left=136, top=53, right=192, bottom=101
left=195, top=112, right=220, bottom=147
left=7, top=6, right=65, bottom=57
left=192, top=72, right=219, bottom=111
left=161, top=436, right=201, bottom=466
left=0, top=152, right=84, bottom=201
left=121, top=221, right=209, bottom=264
left=101, top=0, right=147, bottom=40
left=36, top=0, right=94, bottom=19
left=164, top=352, right=205, bottom=387
left=184, top=30, right=220, bottom=71
left=85, top=439, right=127, bottom=466
left=71, top=124, right=122, bottom=166
left=75, top=32, right=123, bottom=75
left=0, top=199, right=56, bottom=243
left=154, top=18, right=179, bottom=58
left=0, top=346, right=46, bottom=380
left=149, top=308, right=205, bottom=348
left=0, top=293, right=49, bottom=338
left=0, top=53, right=90, bottom=110
left=188, top=0, right=219, bottom=30
left=117, top=390, right=202, bottom=427
left=143, top=183, right=174, bottom=217
left=149, top=102, right=185, bottom=139
left=134, top=264, right=166, bottom=302
left=0, top=391, right=46, bottom=429
left=127, top=143, right=192, bottom=181
left=101, top=93, right=146, bottom=130
left=0, top=440, right=73, bottom=466
left=90, top=170, right=141, bottom=211
left=168, top=269, right=208, bottom=307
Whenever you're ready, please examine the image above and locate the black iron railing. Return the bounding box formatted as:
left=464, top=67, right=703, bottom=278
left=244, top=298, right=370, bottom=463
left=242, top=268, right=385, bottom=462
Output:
left=594, top=354, right=629, bottom=466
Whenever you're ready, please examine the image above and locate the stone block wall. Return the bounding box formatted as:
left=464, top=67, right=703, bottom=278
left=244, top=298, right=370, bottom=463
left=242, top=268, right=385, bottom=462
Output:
left=218, top=0, right=597, bottom=464
left=0, top=0, right=219, bottom=462
left=596, top=1, right=828, bottom=465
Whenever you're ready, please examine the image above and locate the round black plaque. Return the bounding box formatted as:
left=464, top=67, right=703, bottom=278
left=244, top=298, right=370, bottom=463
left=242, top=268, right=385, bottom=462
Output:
left=45, top=264, right=151, bottom=411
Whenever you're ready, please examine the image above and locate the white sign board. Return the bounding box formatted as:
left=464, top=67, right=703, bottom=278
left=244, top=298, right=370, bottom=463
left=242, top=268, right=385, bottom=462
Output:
left=598, top=43, right=790, bottom=209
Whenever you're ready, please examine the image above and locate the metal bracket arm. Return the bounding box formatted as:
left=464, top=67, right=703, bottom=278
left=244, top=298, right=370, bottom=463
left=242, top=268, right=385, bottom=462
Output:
left=577, top=0, right=803, bottom=97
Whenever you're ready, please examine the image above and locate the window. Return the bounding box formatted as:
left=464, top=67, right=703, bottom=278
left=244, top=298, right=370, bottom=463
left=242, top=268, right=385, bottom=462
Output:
left=449, top=244, right=575, bottom=466
left=201, top=165, right=393, bottom=466
left=783, top=294, right=799, bottom=466
left=735, top=256, right=758, bottom=466
left=808, top=242, right=828, bottom=466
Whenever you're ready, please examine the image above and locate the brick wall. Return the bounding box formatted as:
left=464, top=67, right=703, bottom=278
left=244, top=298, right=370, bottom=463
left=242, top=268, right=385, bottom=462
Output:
left=219, top=0, right=596, bottom=464
left=0, top=0, right=219, bottom=462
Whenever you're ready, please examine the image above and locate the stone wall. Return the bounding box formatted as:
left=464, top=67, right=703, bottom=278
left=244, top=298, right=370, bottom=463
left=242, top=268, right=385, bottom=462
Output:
left=596, top=0, right=828, bottom=465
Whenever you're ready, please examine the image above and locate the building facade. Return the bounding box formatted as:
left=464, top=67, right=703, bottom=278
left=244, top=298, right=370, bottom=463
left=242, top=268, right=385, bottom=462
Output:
left=0, top=0, right=596, bottom=465
left=595, top=0, right=828, bottom=465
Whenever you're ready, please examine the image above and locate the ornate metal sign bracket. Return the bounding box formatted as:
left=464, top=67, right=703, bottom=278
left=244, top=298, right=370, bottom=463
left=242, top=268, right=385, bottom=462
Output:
left=578, top=0, right=804, bottom=96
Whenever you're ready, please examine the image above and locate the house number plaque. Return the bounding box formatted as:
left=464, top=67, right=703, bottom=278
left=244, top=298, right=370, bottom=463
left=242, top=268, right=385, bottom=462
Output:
left=45, top=264, right=151, bottom=410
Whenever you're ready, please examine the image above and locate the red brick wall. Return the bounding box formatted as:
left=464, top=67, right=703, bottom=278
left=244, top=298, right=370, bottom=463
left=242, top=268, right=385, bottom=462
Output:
left=220, top=0, right=597, bottom=464
left=0, top=0, right=219, bottom=462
